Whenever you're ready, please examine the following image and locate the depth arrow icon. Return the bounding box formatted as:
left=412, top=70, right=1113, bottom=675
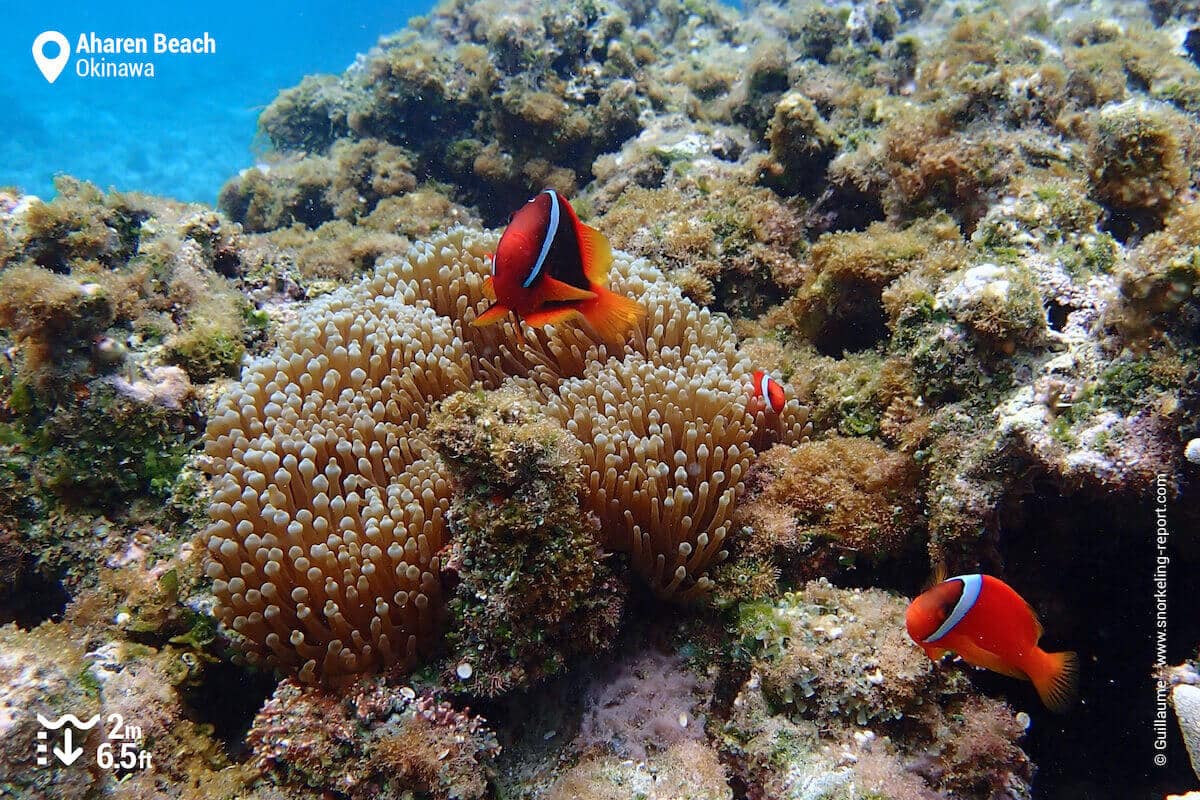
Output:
left=53, top=727, right=83, bottom=766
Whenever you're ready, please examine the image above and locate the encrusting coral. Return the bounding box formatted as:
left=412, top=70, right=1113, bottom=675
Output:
left=200, top=225, right=809, bottom=684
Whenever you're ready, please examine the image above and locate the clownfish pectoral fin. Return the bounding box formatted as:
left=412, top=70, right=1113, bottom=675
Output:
left=955, top=641, right=1029, bottom=681
left=472, top=302, right=511, bottom=327
left=575, top=221, right=615, bottom=284
left=522, top=305, right=582, bottom=328
left=540, top=276, right=597, bottom=303
left=1031, top=650, right=1079, bottom=713
left=482, top=275, right=497, bottom=300
left=922, top=644, right=949, bottom=662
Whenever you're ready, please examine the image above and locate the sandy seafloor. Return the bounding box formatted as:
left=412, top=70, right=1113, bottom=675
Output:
left=2, top=1, right=1200, bottom=799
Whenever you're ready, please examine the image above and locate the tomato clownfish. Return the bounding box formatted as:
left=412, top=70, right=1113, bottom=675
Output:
left=905, top=573, right=1078, bottom=712
left=472, top=190, right=644, bottom=343
left=751, top=370, right=786, bottom=413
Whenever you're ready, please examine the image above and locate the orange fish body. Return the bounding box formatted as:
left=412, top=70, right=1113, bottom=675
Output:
left=751, top=369, right=786, bottom=413
left=905, top=574, right=1078, bottom=712
left=472, top=190, right=643, bottom=343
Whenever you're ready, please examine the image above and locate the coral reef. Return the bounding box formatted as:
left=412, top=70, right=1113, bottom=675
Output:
left=1088, top=100, right=1190, bottom=233
left=0, top=179, right=254, bottom=395
left=777, top=218, right=963, bottom=356
left=760, top=91, right=839, bottom=197
left=0, top=182, right=257, bottom=615
left=218, top=139, right=419, bottom=233
left=7, top=0, right=1200, bottom=797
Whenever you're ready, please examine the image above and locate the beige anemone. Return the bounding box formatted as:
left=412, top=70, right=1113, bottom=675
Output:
left=202, top=226, right=808, bottom=681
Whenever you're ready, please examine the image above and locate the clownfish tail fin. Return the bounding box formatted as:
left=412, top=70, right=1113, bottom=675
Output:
left=578, top=286, right=644, bottom=344
left=1033, top=649, right=1079, bottom=713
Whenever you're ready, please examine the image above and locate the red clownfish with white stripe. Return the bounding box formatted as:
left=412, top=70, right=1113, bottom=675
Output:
left=751, top=369, right=786, bottom=413
left=906, top=573, right=1079, bottom=712
left=472, top=190, right=644, bottom=343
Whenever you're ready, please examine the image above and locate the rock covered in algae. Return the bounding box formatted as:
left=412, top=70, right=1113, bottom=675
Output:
left=0, top=179, right=256, bottom=395
left=0, top=625, right=101, bottom=800
left=430, top=388, right=624, bottom=696
left=725, top=580, right=1033, bottom=800
left=247, top=675, right=499, bottom=800
left=545, top=740, right=731, bottom=800
left=733, top=436, right=925, bottom=583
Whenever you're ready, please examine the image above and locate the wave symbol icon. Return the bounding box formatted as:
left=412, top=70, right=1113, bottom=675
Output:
left=36, top=714, right=101, bottom=729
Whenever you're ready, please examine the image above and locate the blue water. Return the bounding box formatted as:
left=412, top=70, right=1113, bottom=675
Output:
left=1, top=1, right=429, bottom=205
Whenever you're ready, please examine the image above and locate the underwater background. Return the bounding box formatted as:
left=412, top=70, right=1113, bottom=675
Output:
left=1, top=1, right=425, bottom=202
left=2, top=1, right=1200, bottom=799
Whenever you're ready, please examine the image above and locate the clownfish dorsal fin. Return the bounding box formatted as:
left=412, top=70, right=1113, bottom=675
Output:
left=1024, top=595, right=1044, bottom=639
left=925, top=561, right=948, bottom=590
left=575, top=220, right=614, bottom=285
left=540, top=276, right=597, bottom=303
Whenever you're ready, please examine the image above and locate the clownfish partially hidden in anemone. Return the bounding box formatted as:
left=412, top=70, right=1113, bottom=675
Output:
left=471, top=190, right=644, bottom=342
left=906, top=573, right=1079, bottom=712
left=750, top=369, right=786, bottom=414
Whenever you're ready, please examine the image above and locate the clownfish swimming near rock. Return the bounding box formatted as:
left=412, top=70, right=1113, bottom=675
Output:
left=906, top=573, right=1079, bottom=712
left=472, top=190, right=644, bottom=342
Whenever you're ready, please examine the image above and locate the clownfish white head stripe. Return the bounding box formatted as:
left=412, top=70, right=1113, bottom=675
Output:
left=922, top=573, right=982, bottom=643
left=523, top=189, right=560, bottom=288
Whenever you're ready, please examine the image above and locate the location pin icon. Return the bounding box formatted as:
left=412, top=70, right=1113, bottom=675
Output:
left=32, top=31, right=70, bottom=84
